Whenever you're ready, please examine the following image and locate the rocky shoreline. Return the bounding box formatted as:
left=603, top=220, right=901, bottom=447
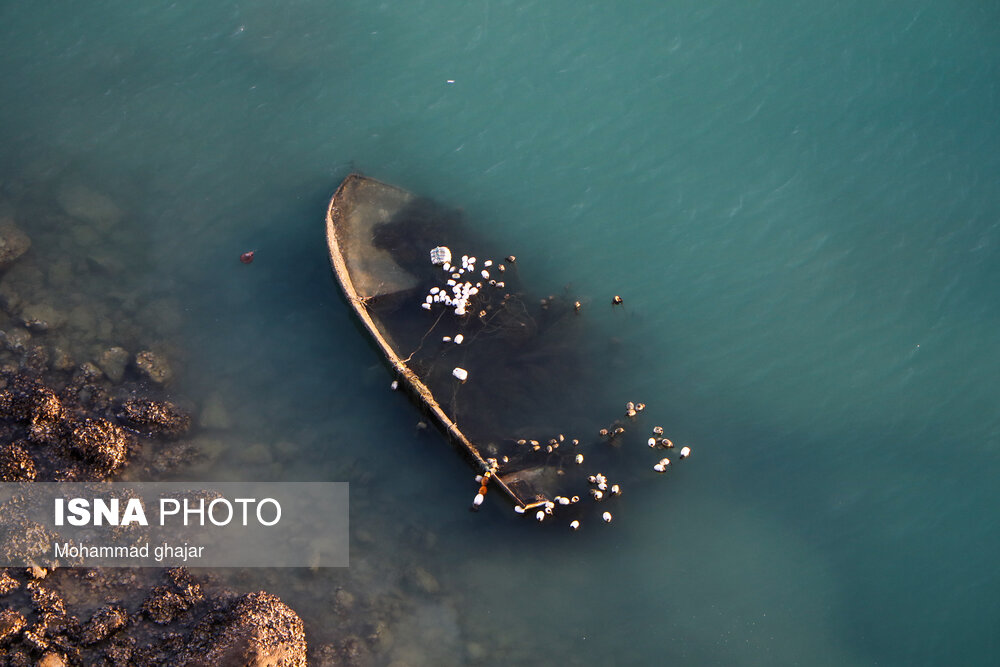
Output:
left=0, top=180, right=310, bottom=666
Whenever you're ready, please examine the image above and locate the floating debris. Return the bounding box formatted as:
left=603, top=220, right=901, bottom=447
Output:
left=390, top=380, right=399, bottom=390
left=602, top=512, right=613, bottom=523
left=570, top=520, right=580, bottom=530
left=240, top=250, right=255, bottom=264
left=430, top=246, right=452, bottom=265
left=452, top=367, right=469, bottom=382
left=679, top=446, right=691, bottom=459
left=612, top=295, right=623, bottom=306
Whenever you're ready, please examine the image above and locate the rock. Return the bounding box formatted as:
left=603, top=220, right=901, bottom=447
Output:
left=0, top=608, right=26, bottom=644
left=97, top=346, right=130, bottom=383
left=117, top=398, right=190, bottom=437
left=0, top=280, right=21, bottom=314
left=65, top=417, right=129, bottom=475
left=20, top=303, right=65, bottom=332
left=81, top=605, right=128, bottom=645
left=50, top=346, right=74, bottom=371
left=0, top=570, right=20, bottom=595
left=56, top=184, right=123, bottom=231
left=0, top=518, right=57, bottom=565
left=0, top=375, right=63, bottom=425
left=0, top=219, right=31, bottom=269
left=141, top=568, right=204, bottom=625
left=27, top=580, right=66, bottom=615
left=0, top=442, right=37, bottom=481
left=198, top=392, right=231, bottom=430
left=409, top=567, right=440, bottom=595
left=24, top=344, right=50, bottom=373
left=2, top=327, right=31, bottom=353
left=27, top=566, right=47, bottom=580
left=467, top=641, right=488, bottom=662
left=135, top=350, right=172, bottom=384
left=334, top=588, right=355, bottom=612
left=36, top=652, right=66, bottom=667
left=238, top=443, right=271, bottom=465
left=177, top=591, right=307, bottom=667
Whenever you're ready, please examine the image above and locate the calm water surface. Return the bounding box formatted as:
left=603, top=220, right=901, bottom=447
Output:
left=2, top=1, right=999, bottom=664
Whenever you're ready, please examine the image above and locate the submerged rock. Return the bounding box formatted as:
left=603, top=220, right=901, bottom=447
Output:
left=117, top=398, right=191, bottom=437
left=98, top=346, right=130, bottom=384
left=135, top=350, right=172, bottom=384
left=56, top=183, right=123, bottom=231
left=198, top=392, right=231, bottom=430
left=1, top=327, right=31, bottom=353
left=0, top=218, right=31, bottom=269
left=20, top=303, right=65, bottom=333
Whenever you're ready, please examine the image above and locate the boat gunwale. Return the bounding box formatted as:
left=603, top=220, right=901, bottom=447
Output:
left=325, top=174, right=544, bottom=510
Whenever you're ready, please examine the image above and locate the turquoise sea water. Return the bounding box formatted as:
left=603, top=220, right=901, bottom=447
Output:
left=2, top=1, right=999, bottom=664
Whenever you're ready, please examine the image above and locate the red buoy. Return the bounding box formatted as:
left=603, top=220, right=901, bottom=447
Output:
left=240, top=251, right=255, bottom=264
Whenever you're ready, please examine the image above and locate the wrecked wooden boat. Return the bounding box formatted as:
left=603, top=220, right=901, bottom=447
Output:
left=326, top=174, right=629, bottom=514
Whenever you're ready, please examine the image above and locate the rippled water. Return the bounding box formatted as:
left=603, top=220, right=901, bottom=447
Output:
left=2, top=1, right=999, bottom=664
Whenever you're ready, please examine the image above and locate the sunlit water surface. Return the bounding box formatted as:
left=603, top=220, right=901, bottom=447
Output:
left=2, top=1, right=999, bottom=665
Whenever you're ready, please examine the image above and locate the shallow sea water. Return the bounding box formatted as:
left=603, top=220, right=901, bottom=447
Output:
left=2, top=1, right=999, bottom=664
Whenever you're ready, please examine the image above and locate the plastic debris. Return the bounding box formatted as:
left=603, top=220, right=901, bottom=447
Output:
left=430, top=246, right=452, bottom=265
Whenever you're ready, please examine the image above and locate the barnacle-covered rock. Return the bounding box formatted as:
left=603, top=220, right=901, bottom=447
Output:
left=0, top=442, right=36, bottom=481
left=135, top=350, right=172, bottom=384
left=117, top=398, right=190, bottom=437
left=64, top=417, right=129, bottom=475
left=176, top=591, right=307, bottom=667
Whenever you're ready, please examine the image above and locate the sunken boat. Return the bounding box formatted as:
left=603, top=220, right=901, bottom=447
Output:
left=326, top=174, right=630, bottom=514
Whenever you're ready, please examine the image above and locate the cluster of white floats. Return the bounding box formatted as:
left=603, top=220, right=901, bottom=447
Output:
left=508, top=403, right=694, bottom=530
left=421, top=253, right=701, bottom=530
left=425, top=246, right=509, bottom=385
